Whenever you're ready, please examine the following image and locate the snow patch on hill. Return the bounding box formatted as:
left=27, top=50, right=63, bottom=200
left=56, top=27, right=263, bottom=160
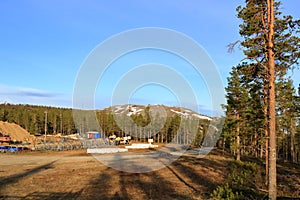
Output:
left=192, top=114, right=212, bottom=121
left=127, top=105, right=143, bottom=116
left=170, top=109, right=190, bottom=117
left=170, top=109, right=212, bottom=120
left=111, top=105, right=144, bottom=116
left=107, top=104, right=212, bottom=120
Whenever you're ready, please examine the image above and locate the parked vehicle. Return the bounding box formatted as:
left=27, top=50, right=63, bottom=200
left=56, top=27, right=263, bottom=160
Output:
left=7, top=146, right=22, bottom=152
left=0, top=135, right=11, bottom=142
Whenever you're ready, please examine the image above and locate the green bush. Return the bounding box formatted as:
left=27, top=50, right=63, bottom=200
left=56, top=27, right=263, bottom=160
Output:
left=211, top=183, right=244, bottom=200
left=211, top=160, right=263, bottom=199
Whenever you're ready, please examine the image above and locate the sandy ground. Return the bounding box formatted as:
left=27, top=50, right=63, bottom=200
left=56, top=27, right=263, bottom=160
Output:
left=0, top=121, right=34, bottom=143
left=0, top=149, right=228, bottom=200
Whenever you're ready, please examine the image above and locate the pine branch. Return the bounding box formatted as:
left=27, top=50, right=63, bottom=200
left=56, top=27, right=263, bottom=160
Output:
left=240, top=56, right=267, bottom=70
left=244, top=42, right=268, bottom=51
left=227, top=40, right=241, bottom=53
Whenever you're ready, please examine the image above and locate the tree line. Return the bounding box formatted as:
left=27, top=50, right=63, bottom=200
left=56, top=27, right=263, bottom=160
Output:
left=0, top=103, right=212, bottom=146
left=224, top=68, right=300, bottom=162
left=0, top=103, right=77, bottom=135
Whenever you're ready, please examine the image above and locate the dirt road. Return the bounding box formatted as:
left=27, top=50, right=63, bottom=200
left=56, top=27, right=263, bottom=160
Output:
left=0, top=149, right=227, bottom=199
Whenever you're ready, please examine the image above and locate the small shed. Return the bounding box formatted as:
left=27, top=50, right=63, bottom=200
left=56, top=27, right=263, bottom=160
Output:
left=86, top=131, right=101, bottom=139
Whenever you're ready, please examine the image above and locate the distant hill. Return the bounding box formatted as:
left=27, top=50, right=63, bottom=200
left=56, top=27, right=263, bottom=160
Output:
left=101, top=104, right=212, bottom=121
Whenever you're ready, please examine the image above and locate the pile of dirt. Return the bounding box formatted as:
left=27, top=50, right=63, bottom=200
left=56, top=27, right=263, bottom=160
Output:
left=0, top=121, right=34, bottom=143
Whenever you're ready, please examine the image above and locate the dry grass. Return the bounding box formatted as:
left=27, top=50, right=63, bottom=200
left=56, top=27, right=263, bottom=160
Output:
left=0, top=149, right=299, bottom=199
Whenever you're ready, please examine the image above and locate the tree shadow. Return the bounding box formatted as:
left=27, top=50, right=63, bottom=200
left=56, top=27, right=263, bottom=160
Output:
left=79, top=153, right=198, bottom=199
left=79, top=167, right=118, bottom=200
left=277, top=162, right=300, bottom=198
left=1, top=190, right=83, bottom=200
left=96, top=151, right=229, bottom=199
left=0, top=160, right=56, bottom=190
left=177, top=155, right=230, bottom=173
left=170, top=157, right=228, bottom=198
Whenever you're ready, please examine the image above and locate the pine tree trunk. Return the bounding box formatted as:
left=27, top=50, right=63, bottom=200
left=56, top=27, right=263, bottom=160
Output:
left=236, top=112, right=241, bottom=161
left=264, top=72, right=269, bottom=186
left=166, top=130, right=168, bottom=144
left=53, top=115, right=57, bottom=134
left=290, top=118, right=295, bottom=163
left=236, top=134, right=241, bottom=161
left=260, top=134, right=264, bottom=158
left=282, top=130, right=285, bottom=161
left=236, top=94, right=241, bottom=161
left=255, top=131, right=258, bottom=157
left=139, top=127, right=142, bottom=142
left=267, top=0, right=277, bottom=199
left=265, top=127, right=269, bottom=186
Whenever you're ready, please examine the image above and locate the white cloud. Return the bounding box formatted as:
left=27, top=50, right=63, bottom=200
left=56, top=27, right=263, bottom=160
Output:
left=0, top=84, right=72, bottom=107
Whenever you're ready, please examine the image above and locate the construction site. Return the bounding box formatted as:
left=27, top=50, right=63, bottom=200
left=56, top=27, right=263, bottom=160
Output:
left=0, top=121, right=85, bottom=152
left=0, top=120, right=161, bottom=153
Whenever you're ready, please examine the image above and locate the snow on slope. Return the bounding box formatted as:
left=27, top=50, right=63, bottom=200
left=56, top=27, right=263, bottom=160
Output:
left=108, top=105, right=212, bottom=120
left=170, top=109, right=190, bottom=117
left=126, top=105, right=143, bottom=116
left=111, top=105, right=144, bottom=116
left=191, top=114, right=212, bottom=121
left=170, top=109, right=212, bottom=121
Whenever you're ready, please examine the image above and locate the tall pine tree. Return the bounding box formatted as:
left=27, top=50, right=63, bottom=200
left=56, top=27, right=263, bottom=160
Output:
left=227, top=0, right=300, bottom=198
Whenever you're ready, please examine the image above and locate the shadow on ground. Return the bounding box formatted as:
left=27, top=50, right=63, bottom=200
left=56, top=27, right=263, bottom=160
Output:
left=0, top=161, right=56, bottom=190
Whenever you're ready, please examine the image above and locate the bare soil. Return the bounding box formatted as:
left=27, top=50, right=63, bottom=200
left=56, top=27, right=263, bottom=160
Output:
left=0, top=121, right=34, bottom=143
left=0, top=149, right=299, bottom=199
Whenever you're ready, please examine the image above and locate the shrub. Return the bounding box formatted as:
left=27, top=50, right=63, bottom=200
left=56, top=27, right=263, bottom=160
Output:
left=211, top=160, right=264, bottom=199
left=211, top=183, right=244, bottom=200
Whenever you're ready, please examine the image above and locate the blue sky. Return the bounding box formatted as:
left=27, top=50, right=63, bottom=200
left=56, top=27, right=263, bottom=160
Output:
left=0, top=0, right=299, bottom=115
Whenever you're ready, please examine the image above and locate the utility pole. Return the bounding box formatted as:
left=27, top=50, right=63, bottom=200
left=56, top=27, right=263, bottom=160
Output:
left=60, top=112, right=63, bottom=134
left=44, top=111, right=48, bottom=143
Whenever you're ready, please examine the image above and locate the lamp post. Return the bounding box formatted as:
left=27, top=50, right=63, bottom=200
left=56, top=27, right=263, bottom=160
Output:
left=44, top=111, right=47, bottom=143
left=60, top=112, right=63, bottom=134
